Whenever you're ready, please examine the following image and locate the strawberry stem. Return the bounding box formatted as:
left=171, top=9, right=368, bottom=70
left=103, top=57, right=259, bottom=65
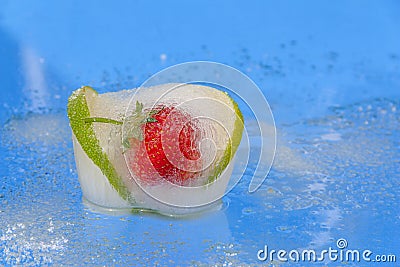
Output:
left=84, top=117, right=123, bottom=125
left=83, top=101, right=162, bottom=152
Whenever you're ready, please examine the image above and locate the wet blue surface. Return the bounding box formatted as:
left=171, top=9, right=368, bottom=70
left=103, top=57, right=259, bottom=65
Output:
left=1, top=1, right=400, bottom=266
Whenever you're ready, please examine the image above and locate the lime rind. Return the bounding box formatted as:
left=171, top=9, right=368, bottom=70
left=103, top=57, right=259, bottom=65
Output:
left=67, top=86, right=132, bottom=202
left=207, top=92, right=244, bottom=184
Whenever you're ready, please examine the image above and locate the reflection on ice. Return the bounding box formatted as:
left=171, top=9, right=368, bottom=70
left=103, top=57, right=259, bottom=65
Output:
left=307, top=207, right=341, bottom=249
left=320, top=132, right=341, bottom=141
left=21, top=47, right=48, bottom=112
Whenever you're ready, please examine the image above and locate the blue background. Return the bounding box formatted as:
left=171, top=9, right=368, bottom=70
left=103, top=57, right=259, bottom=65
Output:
left=1, top=1, right=399, bottom=266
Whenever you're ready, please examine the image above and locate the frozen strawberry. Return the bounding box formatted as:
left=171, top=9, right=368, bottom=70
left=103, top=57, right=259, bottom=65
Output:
left=126, top=102, right=202, bottom=185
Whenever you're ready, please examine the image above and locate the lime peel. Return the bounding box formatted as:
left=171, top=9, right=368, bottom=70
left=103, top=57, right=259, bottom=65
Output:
left=207, top=94, right=244, bottom=184
left=67, top=86, right=132, bottom=202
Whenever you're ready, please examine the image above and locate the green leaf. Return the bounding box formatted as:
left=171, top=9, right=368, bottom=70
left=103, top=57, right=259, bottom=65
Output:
left=149, top=108, right=161, bottom=116
left=131, top=126, right=144, bottom=141
left=122, top=138, right=131, bottom=153
left=135, top=101, right=143, bottom=113
left=122, top=101, right=161, bottom=142
left=144, top=117, right=157, bottom=123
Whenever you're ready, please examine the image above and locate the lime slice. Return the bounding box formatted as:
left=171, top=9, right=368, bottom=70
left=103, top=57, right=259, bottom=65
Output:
left=67, top=86, right=133, bottom=208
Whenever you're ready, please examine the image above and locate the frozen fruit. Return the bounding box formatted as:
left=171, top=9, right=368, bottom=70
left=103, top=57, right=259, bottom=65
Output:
left=67, top=83, right=244, bottom=212
left=126, top=103, right=202, bottom=185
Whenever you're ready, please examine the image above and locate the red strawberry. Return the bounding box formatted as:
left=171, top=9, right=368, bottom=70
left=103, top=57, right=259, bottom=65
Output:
left=127, top=103, right=202, bottom=185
